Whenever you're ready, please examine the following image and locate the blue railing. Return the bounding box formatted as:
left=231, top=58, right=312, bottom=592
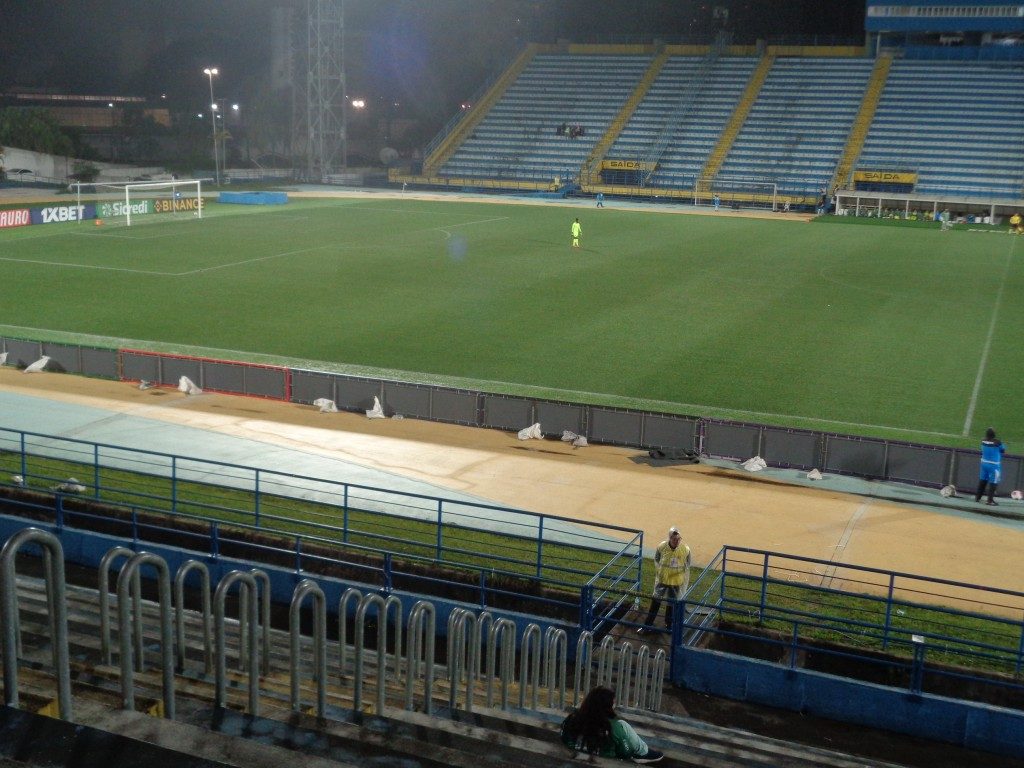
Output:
left=0, top=426, right=643, bottom=616
left=680, top=545, right=1024, bottom=697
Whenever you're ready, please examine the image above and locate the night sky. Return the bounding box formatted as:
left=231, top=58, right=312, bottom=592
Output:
left=0, top=0, right=866, bottom=125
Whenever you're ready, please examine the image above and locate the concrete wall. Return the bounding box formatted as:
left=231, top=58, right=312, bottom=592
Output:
left=675, top=646, right=1024, bottom=758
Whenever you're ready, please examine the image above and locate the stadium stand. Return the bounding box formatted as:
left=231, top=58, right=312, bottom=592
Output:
left=606, top=55, right=760, bottom=188
left=713, top=56, right=876, bottom=198
left=0, top=540, right=913, bottom=768
left=440, top=52, right=654, bottom=185
left=855, top=59, right=1024, bottom=198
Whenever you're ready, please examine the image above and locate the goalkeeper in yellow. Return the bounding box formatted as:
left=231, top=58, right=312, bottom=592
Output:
left=571, top=217, right=582, bottom=249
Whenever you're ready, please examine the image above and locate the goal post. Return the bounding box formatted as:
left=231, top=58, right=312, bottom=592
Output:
left=694, top=177, right=778, bottom=211
left=75, top=179, right=204, bottom=226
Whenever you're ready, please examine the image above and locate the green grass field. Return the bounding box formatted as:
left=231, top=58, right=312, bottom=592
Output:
left=1, top=195, right=1021, bottom=448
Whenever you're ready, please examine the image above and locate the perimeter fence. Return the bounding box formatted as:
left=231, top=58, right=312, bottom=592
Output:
left=0, top=336, right=1012, bottom=499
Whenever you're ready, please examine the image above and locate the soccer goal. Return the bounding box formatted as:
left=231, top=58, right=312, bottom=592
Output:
left=694, top=177, right=778, bottom=211
left=75, top=179, right=204, bottom=226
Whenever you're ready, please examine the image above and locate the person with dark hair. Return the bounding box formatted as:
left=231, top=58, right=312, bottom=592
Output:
left=638, top=526, right=690, bottom=634
left=975, top=428, right=1005, bottom=506
left=560, top=686, right=664, bottom=763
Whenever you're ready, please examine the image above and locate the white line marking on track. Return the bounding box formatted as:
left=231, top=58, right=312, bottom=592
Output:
left=962, top=236, right=1017, bottom=436
left=819, top=500, right=871, bottom=587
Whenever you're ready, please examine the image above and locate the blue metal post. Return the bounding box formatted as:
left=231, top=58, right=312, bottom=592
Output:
left=210, top=522, right=220, bottom=560
left=435, top=500, right=443, bottom=560
left=343, top=484, right=349, bottom=543
left=789, top=622, right=800, bottom=669
left=254, top=469, right=261, bottom=528
left=294, top=536, right=302, bottom=574
left=55, top=496, right=64, bottom=530
left=910, top=640, right=926, bottom=695
left=19, top=432, right=26, bottom=480
left=383, top=552, right=393, bottom=595
left=536, top=517, right=545, bottom=579
left=758, top=553, right=769, bottom=623
left=93, top=444, right=100, bottom=500
left=579, top=584, right=594, bottom=632
left=720, top=547, right=729, bottom=606
left=479, top=570, right=487, bottom=609
left=131, top=509, right=139, bottom=547
left=1016, top=620, right=1024, bottom=676
left=882, top=573, right=896, bottom=651
left=170, top=456, right=178, bottom=512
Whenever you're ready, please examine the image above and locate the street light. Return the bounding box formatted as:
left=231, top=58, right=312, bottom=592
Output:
left=203, top=67, right=220, bottom=185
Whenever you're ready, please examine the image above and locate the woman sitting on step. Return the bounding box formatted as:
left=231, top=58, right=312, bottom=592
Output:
left=560, top=686, right=664, bottom=764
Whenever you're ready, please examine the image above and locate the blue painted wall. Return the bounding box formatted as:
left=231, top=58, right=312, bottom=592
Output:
left=675, top=646, right=1024, bottom=758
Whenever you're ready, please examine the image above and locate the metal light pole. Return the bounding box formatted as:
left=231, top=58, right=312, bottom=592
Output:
left=203, top=67, right=220, bottom=185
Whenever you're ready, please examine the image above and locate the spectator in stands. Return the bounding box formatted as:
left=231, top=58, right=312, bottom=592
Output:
left=557, top=122, right=567, bottom=136
left=1010, top=211, right=1022, bottom=235
left=975, top=428, right=1005, bottom=506
left=638, top=526, right=690, bottom=634
left=571, top=217, right=582, bottom=249
left=560, top=686, right=664, bottom=764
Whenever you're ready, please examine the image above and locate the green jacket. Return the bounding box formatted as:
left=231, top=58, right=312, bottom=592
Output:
left=561, top=715, right=634, bottom=759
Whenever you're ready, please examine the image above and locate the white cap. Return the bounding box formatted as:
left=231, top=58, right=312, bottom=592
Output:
left=668, top=526, right=680, bottom=536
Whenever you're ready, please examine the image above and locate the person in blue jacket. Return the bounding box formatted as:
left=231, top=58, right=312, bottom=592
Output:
left=975, top=428, right=1005, bottom=506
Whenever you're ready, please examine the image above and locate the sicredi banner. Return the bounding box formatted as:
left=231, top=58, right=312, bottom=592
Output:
left=30, top=204, right=96, bottom=224
left=97, top=200, right=152, bottom=218
left=0, top=209, right=31, bottom=229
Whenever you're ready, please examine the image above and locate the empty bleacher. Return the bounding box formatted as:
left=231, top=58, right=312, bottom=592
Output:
left=856, top=60, right=1024, bottom=199
left=607, top=56, right=760, bottom=188
left=417, top=46, right=1024, bottom=205
left=714, top=57, right=876, bottom=197
left=440, top=52, right=653, bottom=184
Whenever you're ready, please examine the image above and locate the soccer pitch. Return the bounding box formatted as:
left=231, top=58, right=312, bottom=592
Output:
left=0, top=196, right=1021, bottom=449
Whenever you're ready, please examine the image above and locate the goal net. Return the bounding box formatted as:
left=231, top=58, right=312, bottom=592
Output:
left=75, top=180, right=204, bottom=226
left=694, top=177, right=778, bottom=211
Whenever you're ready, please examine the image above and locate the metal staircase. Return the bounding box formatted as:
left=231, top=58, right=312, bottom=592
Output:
left=640, top=34, right=732, bottom=185
left=696, top=49, right=776, bottom=191
left=582, top=49, right=670, bottom=185
left=828, top=52, right=894, bottom=194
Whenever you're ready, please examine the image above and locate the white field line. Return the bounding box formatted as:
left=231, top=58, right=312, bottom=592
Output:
left=0, top=214, right=510, bottom=277
left=0, top=321, right=961, bottom=439
left=962, top=235, right=1018, bottom=437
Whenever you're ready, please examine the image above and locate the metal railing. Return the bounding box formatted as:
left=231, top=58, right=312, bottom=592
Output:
left=0, top=530, right=666, bottom=724
left=0, top=426, right=639, bottom=592
left=681, top=545, right=1024, bottom=700
left=0, top=528, right=72, bottom=719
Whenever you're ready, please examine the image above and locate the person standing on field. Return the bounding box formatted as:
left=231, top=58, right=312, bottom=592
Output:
left=975, top=428, right=1005, bottom=506
left=571, top=217, right=582, bottom=248
left=638, top=526, right=690, bottom=634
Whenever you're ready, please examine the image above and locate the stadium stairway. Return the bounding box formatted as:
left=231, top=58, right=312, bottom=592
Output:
left=696, top=52, right=775, bottom=186
left=0, top=565, right=918, bottom=768
left=829, top=52, right=893, bottom=193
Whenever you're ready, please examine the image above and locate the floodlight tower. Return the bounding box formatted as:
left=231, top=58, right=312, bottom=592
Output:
left=305, top=0, right=347, bottom=180
left=203, top=67, right=220, bottom=185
